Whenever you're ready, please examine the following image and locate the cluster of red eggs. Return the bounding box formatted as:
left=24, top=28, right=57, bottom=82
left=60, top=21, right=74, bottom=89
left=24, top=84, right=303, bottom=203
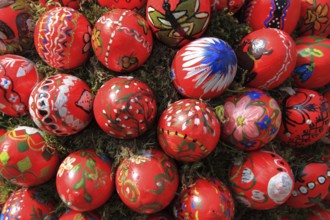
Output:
left=0, top=0, right=330, bottom=219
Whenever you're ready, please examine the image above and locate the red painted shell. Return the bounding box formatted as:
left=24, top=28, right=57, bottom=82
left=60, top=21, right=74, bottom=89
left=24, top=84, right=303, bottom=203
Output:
left=146, top=0, right=211, bottom=48
left=209, top=0, right=245, bottom=13
left=34, top=7, right=91, bottom=70
left=298, top=0, right=330, bottom=37
left=0, top=188, right=54, bottom=219
left=0, top=128, right=5, bottom=137
left=293, top=36, right=330, bottom=89
left=242, top=0, right=301, bottom=34
left=98, top=0, right=147, bottom=10
left=230, top=151, right=294, bottom=210
left=308, top=205, right=330, bottom=220
left=321, top=90, right=330, bottom=144
left=59, top=209, right=101, bottom=220
left=235, top=28, right=297, bottom=90
left=171, top=37, right=237, bottom=99
left=286, top=162, right=330, bottom=208
left=116, top=148, right=179, bottom=214
left=92, top=9, right=153, bottom=72
left=56, top=149, right=115, bottom=212
left=29, top=73, right=94, bottom=136
left=174, top=178, right=235, bottom=220
left=0, top=126, right=59, bottom=186
left=157, top=99, right=221, bottom=162
left=146, top=212, right=174, bottom=220
left=0, top=2, right=34, bottom=55
left=0, top=55, right=41, bottom=117
left=39, top=0, right=81, bottom=10
left=277, top=88, right=330, bottom=148
left=93, top=77, right=157, bottom=139
left=222, top=89, right=282, bottom=151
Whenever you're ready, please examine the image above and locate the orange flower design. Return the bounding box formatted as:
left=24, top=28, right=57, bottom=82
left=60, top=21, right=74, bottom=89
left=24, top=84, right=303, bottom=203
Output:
left=305, top=3, right=329, bottom=31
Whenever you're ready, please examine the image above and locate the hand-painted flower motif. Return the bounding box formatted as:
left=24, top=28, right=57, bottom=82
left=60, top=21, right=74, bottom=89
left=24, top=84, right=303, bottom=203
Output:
left=59, top=209, right=101, bottom=220
left=0, top=78, right=10, bottom=89
left=57, top=157, right=76, bottom=177
left=129, top=156, right=151, bottom=165
left=305, top=3, right=329, bottom=31
left=171, top=37, right=237, bottom=99
left=222, top=89, right=282, bottom=151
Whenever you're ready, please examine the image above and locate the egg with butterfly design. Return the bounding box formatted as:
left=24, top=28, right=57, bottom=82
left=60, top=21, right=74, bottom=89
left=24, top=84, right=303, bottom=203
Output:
left=277, top=88, right=330, bottom=148
left=230, top=150, right=294, bottom=210
left=171, top=37, right=237, bottom=99
left=242, top=0, right=301, bottom=34
left=116, top=148, right=179, bottom=214
left=293, top=36, right=330, bottom=89
left=146, top=0, right=211, bottom=47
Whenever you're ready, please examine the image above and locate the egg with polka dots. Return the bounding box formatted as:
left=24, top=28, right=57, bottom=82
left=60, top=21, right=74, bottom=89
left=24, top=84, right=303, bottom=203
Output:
left=277, top=88, right=330, bottom=148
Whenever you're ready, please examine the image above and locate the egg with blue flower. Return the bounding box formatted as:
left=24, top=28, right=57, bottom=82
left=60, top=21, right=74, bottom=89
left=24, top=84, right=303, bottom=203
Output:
left=221, top=88, right=282, bottom=151
left=171, top=37, right=237, bottom=99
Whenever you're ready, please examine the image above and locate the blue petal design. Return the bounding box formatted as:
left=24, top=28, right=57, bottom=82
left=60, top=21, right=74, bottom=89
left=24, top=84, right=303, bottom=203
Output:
left=294, top=64, right=313, bottom=82
left=246, top=90, right=261, bottom=100
left=240, top=139, right=257, bottom=149
left=257, top=116, right=271, bottom=130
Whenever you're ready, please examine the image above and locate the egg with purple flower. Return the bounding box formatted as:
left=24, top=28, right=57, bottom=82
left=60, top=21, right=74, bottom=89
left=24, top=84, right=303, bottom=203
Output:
left=171, top=37, right=237, bottom=99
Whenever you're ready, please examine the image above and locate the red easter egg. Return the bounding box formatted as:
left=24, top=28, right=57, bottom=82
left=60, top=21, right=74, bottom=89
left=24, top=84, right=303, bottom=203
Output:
left=0, top=2, right=34, bottom=55
left=56, top=149, right=115, bottom=212
left=174, top=178, right=235, bottom=220
left=277, top=88, right=330, bottom=148
left=0, top=126, right=59, bottom=186
left=0, top=128, right=5, bottom=137
left=293, top=36, right=330, bottom=89
left=308, top=205, right=330, bottom=220
left=93, top=77, right=157, bottom=139
left=116, top=149, right=179, bottom=214
left=59, top=209, right=101, bottom=220
left=171, top=37, right=237, bottom=99
left=34, top=7, right=92, bottom=70
left=222, top=89, right=282, bottom=151
left=321, top=90, right=330, bottom=144
left=146, top=212, right=174, bottom=220
left=146, top=0, right=211, bottom=47
left=157, top=99, right=220, bottom=162
left=286, top=162, right=330, bottom=208
left=0, top=55, right=41, bottom=117
left=209, top=0, right=245, bottom=13
left=92, top=9, right=153, bottom=72
left=0, top=188, right=54, bottom=219
left=98, top=0, right=147, bottom=10
left=39, top=0, right=81, bottom=10
left=242, top=0, right=301, bottom=34
left=235, top=28, right=297, bottom=90
left=230, top=151, right=294, bottom=210
left=29, top=73, right=94, bottom=136
left=298, top=0, right=330, bottom=37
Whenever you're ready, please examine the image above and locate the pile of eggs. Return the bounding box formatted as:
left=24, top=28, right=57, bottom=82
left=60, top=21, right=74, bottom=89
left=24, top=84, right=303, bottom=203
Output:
left=0, top=0, right=330, bottom=219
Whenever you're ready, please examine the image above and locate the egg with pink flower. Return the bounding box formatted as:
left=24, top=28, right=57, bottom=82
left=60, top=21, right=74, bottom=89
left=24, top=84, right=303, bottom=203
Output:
left=221, top=89, right=282, bottom=151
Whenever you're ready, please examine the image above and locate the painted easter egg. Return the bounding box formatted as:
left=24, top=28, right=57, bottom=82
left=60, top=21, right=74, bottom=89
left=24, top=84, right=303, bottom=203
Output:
left=39, top=0, right=81, bottom=10
left=230, top=151, right=294, bottom=210
left=286, top=162, right=330, bottom=208
left=98, top=0, right=147, bottom=10
left=59, top=209, right=101, bottom=220
left=298, top=0, right=330, bottom=37
left=34, top=7, right=92, bottom=70
left=209, top=0, right=245, bottom=13
left=158, top=99, right=220, bottom=162
left=171, top=37, right=237, bottom=99
left=235, top=28, right=296, bottom=90
left=146, top=0, right=211, bottom=47
left=242, top=0, right=301, bottom=34
left=0, top=126, right=59, bottom=186
left=221, top=89, right=282, bottom=151
left=0, top=55, right=41, bottom=117
left=277, top=88, right=330, bottom=148
left=321, top=90, right=330, bottom=144
left=0, top=188, right=54, bottom=219
left=56, top=149, right=115, bottom=212
left=293, top=36, right=330, bottom=89
left=92, top=9, right=153, bottom=72
left=116, top=148, right=179, bottom=214
left=174, top=178, right=235, bottom=220
left=93, top=77, right=157, bottom=139
left=29, top=74, right=94, bottom=136
left=0, top=128, right=5, bottom=137
left=0, top=2, right=34, bottom=55
left=146, top=212, right=174, bottom=220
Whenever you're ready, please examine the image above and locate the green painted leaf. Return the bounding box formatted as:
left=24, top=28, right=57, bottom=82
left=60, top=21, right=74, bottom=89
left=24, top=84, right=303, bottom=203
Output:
left=40, top=165, right=50, bottom=177
left=86, top=159, right=96, bottom=173
left=0, top=134, right=5, bottom=142
left=81, top=151, right=87, bottom=157
left=17, top=142, right=29, bottom=153
left=17, top=156, right=32, bottom=172
left=0, top=152, right=10, bottom=165
left=84, top=191, right=92, bottom=203
left=72, top=164, right=81, bottom=173
left=73, top=178, right=84, bottom=190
